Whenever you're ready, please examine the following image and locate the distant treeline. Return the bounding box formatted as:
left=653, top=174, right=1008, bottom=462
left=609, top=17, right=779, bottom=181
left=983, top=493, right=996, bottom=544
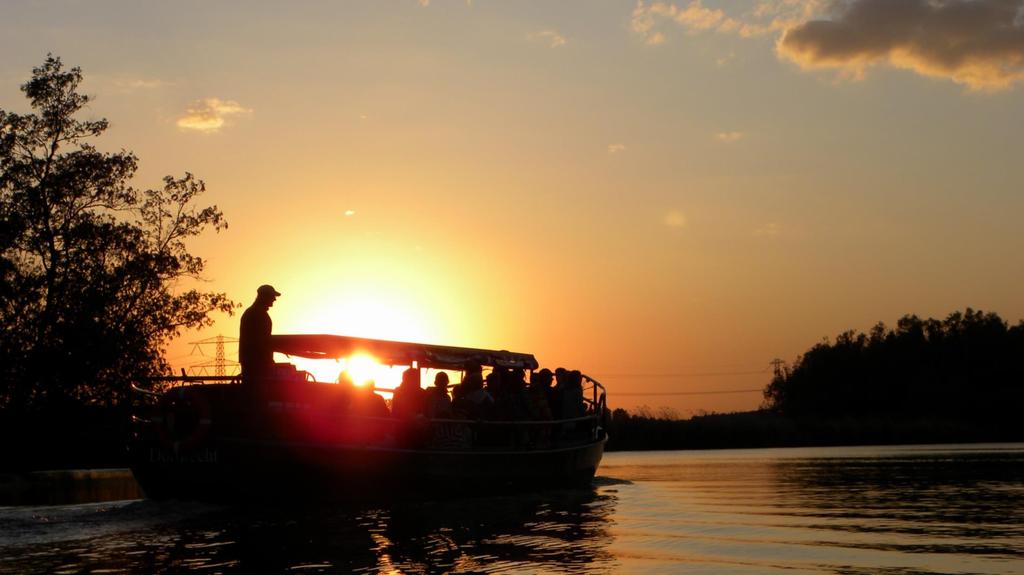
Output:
left=605, top=408, right=1022, bottom=451
left=607, top=308, right=1024, bottom=450
left=764, top=308, right=1023, bottom=421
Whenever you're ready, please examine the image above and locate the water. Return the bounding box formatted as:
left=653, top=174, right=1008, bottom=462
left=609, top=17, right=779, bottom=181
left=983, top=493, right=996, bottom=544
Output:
left=1, top=444, right=1021, bottom=574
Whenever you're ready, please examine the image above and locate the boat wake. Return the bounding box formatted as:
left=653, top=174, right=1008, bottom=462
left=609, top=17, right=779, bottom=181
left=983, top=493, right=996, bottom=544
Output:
left=0, top=499, right=221, bottom=547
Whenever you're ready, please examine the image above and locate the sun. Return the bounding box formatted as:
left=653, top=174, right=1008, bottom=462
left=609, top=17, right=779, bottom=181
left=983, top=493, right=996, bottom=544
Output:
left=288, top=353, right=407, bottom=388
left=344, top=354, right=379, bottom=385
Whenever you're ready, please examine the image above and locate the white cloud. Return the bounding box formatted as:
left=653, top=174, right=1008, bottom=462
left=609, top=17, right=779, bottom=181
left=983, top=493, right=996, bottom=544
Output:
left=715, top=131, right=744, bottom=143
left=176, top=98, right=252, bottom=133
left=607, top=143, right=627, bottom=154
left=664, top=209, right=688, bottom=228
left=529, top=29, right=568, bottom=48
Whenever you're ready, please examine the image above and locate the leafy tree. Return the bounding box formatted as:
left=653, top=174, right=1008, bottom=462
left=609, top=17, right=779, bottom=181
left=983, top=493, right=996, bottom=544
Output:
left=764, top=308, right=1024, bottom=421
left=0, top=56, right=234, bottom=410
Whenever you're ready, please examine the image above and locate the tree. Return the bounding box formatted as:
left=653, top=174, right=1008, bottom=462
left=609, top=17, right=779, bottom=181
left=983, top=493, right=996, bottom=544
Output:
left=762, top=308, right=1024, bottom=422
left=0, top=56, right=234, bottom=410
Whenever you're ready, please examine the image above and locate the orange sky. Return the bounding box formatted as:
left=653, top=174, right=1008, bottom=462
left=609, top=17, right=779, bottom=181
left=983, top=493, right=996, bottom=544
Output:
left=4, top=1, right=1024, bottom=415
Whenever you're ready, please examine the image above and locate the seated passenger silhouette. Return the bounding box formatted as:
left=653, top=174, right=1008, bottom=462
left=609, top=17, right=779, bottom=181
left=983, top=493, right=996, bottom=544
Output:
left=391, top=367, right=426, bottom=419
left=334, top=371, right=356, bottom=412
left=449, top=381, right=464, bottom=404
left=352, top=380, right=390, bottom=419
left=551, top=367, right=568, bottom=418
left=502, top=368, right=530, bottom=421
left=484, top=368, right=505, bottom=399
left=356, top=380, right=390, bottom=442
left=527, top=369, right=554, bottom=421
left=453, top=371, right=492, bottom=419
left=555, top=370, right=586, bottom=440
left=527, top=368, right=555, bottom=447
left=558, top=370, right=585, bottom=420
left=425, top=372, right=453, bottom=418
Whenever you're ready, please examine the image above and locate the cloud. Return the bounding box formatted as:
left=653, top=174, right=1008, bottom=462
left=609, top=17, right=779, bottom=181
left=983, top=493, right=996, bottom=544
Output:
left=714, top=131, right=744, bottom=142
left=176, top=98, right=252, bottom=133
left=607, top=143, right=627, bottom=154
left=529, top=29, right=568, bottom=48
left=664, top=209, right=688, bottom=228
left=753, top=222, right=782, bottom=237
left=778, top=0, right=1024, bottom=90
left=647, top=31, right=668, bottom=45
left=631, top=0, right=822, bottom=44
left=631, top=0, right=1024, bottom=90
left=83, top=75, right=173, bottom=94
left=111, top=78, right=173, bottom=92
left=632, top=0, right=736, bottom=41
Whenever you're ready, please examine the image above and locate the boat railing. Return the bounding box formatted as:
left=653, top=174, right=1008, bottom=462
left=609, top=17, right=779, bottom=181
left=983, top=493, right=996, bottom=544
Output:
left=132, top=371, right=608, bottom=449
left=133, top=377, right=605, bottom=424
left=298, top=411, right=603, bottom=441
left=581, top=373, right=607, bottom=417
left=134, top=373, right=607, bottom=411
left=258, top=411, right=605, bottom=450
left=135, top=371, right=606, bottom=404
left=424, top=414, right=597, bottom=426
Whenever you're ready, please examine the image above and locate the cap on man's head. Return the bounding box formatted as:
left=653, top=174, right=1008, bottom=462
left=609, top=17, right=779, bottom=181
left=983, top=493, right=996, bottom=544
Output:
left=257, top=284, right=281, bottom=297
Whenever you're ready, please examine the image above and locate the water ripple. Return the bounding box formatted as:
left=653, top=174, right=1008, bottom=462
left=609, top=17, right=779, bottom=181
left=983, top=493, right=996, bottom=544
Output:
left=1, top=444, right=1022, bottom=574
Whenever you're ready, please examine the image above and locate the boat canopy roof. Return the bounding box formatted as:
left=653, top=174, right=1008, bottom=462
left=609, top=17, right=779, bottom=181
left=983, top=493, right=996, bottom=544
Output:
left=271, top=334, right=539, bottom=370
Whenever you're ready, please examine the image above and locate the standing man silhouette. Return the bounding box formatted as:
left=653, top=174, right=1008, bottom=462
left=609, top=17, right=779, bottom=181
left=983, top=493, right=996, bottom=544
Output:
left=239, top=284, right=280, bottom=383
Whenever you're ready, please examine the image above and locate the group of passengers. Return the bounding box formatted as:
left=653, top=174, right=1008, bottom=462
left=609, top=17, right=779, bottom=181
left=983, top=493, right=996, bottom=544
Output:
left=337, top=364, right=588, bottom=424
left=393, top=364, right=588, bottom=424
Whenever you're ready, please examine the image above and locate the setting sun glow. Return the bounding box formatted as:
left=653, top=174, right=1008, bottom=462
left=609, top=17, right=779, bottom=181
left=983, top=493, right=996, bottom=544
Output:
left=285, top=352, right=407, bottom=390
left=343, top=354, right=380, bottom=386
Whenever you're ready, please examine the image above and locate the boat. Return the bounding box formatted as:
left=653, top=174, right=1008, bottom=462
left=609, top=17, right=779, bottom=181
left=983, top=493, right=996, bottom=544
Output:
left=129, top=334, right=608, bottom=501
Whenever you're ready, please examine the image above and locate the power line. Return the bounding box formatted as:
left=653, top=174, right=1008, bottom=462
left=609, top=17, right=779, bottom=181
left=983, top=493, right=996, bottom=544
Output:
left=591, top=369, right=767, bottom=378
left=187, top=335, right=239, bottom=377
left=770, top=358, right=787, bottom=378
left=613, top=388, right=764, bottom=397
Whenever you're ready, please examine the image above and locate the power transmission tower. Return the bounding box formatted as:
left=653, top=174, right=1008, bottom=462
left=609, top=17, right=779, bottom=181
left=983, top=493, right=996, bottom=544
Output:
left=769, top=358, right=787, bottom=379
left=187, top=335, right=240, bottom=376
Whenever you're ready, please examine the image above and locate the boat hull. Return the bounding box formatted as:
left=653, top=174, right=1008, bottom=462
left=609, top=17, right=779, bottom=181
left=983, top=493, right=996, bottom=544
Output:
left=130, top=380, right=608, bottom=501
left=129, top=435, right=606, bottom=502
